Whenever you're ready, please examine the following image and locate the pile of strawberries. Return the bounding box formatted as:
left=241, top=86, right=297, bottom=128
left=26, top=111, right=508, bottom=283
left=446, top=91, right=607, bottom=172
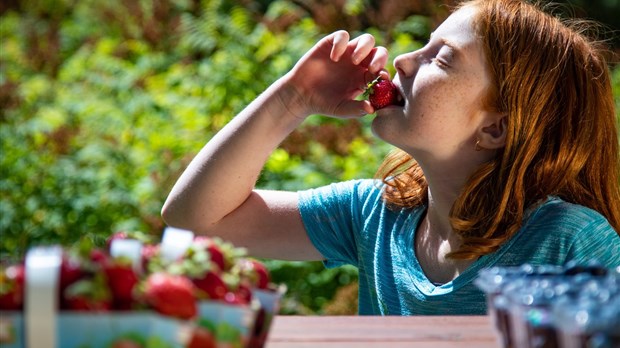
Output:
left=0, top=231, right=271, bottom=321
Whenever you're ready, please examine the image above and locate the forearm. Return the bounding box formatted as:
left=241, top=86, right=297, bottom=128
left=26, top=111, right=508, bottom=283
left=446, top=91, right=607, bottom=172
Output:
left=161, top=30, right=387, bottom=238
left=161, top=74, right=307, bottom=231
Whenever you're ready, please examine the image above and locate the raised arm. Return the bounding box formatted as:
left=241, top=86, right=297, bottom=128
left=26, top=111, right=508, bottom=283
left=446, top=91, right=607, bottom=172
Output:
left=161, top=31, right=388, bottom=260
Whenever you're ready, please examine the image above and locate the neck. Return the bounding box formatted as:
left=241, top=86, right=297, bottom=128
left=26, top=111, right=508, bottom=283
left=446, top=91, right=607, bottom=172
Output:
left=424, top=188, right=457, bottom=239
left=411, top=153, right=488, bottom=283
left=421, top=161, right=469, bottom=240
left=414, top=150, right=489, bottom=238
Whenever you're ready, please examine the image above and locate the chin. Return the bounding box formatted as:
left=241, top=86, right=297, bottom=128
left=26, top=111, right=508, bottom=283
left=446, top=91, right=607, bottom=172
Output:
left=376, top=104, right=404, bottom=114
left=370, top=115, right=392, bottom=143
left=370, top=111, right=417, bottom=154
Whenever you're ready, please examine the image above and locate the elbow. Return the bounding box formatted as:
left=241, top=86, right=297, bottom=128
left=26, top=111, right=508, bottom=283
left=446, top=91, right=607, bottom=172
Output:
left=160, top=199, right=195, bottom=232
left=160, top=200, right=177, bottom=228
left=160, top=201, right=174, bottom=226
left=161, top=197, right=215, bottom=234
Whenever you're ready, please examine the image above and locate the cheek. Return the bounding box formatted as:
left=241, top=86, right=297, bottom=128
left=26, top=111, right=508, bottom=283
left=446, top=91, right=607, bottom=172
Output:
left=414, top=72, right=486, bottom=121
left=412, top=74, right=449, bottom=107
left=459, top=72, right=490, bottom=111
left=409, top=76, right=451, bottom=122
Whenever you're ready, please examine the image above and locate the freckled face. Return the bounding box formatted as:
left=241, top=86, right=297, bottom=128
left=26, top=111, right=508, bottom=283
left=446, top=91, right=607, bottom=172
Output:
left=371, top=6, right=491, bottom=162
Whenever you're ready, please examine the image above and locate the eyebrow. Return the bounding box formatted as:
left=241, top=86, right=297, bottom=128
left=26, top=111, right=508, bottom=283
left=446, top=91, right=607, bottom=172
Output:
left=429, top=32, right=462, bottom=55
left=443, top=39, right=460, bottom=51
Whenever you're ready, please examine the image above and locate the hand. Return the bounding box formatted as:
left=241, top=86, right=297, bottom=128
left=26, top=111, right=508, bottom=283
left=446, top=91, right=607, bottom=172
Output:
left=283, top=30, right=389, bottom=118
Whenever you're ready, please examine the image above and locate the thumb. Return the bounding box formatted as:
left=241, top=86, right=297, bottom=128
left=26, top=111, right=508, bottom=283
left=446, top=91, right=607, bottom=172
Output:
left=332, top=100, right=374, bottom=118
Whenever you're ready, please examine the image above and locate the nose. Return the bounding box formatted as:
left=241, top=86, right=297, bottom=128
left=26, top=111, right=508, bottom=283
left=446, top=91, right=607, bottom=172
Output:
left=393, top=51, right=421, bottom=78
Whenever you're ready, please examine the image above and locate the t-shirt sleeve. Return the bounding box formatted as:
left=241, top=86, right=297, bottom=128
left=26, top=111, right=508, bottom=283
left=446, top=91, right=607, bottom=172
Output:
left=297, top=179, right=380, bottom=268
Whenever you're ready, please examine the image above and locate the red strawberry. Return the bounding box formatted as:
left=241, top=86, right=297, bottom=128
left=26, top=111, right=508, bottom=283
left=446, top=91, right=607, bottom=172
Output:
left=144, top=272, right=197, bottom=320
left=192, top=271, right=228, bottom=301
left=60, top=253, right=86, bottom=293
left=365, top=77, right=401, bottom=110
left=63, top=273, right=112, bottom=311
left=232, top=283, right=253, bottom=304
left=0, top=263, right=25, bottom=310
left=104, top=257, right=139, bottom=306
left=65, top=296, right=112, bottom=311
left=238, top=259, right=270, bottom=289
left=59, top=248, right=99, bottom=309
left=186, top=326, right=216, bottom=348
left=89, top=248, right=109, bottom=265
left=206, top=244, right=225, bottom=271
left=193, top=236, right=226, bottom=271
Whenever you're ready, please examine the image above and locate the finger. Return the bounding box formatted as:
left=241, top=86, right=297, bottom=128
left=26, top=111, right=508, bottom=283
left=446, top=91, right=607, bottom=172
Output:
left=334, top=100, right=374, bottom=118
left=361, top=67, right=390, bottom=90
left=329, top=30, right=350, bottom=62
left=351, top=34, right=375, bottom=65
left=367, top=46, right=389, bottom=74
left=378, top=69, right=391, bottom=80
left=363, top=71, right=377, bottom=85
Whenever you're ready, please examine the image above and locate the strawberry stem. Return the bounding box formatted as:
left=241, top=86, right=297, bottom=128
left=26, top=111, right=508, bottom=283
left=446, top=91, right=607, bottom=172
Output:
left=363, top=76, right=382, bottom=97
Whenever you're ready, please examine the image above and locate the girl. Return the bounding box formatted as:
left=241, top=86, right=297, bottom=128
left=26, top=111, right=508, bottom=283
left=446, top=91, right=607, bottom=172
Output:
left=162, top=0, right=620, bottom=314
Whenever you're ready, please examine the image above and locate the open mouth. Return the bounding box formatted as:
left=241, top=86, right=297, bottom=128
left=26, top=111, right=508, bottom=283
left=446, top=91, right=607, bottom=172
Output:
left=365, top=78, right=406, bottom=109
left=394, top=90, right=405, bottom=107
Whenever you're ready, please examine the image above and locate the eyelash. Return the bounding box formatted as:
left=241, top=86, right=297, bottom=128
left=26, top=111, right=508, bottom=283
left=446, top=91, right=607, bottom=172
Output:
left=431, top=58, right=448, bottom=68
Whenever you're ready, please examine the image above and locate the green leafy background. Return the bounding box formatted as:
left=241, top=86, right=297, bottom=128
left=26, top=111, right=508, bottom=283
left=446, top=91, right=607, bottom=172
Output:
left=1, top=0, right=619, bottom=314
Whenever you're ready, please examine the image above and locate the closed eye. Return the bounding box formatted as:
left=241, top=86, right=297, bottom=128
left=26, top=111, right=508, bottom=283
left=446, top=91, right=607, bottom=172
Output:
left=432, top=57, right=449, bottom=68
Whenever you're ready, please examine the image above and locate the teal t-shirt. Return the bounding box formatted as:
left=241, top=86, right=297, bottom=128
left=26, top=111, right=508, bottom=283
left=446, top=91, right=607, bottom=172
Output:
left=297, top=179, right=620, bottom=315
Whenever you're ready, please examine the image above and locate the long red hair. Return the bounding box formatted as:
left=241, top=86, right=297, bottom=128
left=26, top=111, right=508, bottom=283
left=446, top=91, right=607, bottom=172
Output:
left=377, top=0, right=620, bottom=259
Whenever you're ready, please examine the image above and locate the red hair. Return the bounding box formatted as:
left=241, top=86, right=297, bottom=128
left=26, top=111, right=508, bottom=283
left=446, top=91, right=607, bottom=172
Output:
left=377, top=0, right=620, bottom=259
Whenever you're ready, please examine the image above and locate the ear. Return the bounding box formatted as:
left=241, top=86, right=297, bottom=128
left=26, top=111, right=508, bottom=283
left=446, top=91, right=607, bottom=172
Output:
left=477, top=113, right=507, bottom=149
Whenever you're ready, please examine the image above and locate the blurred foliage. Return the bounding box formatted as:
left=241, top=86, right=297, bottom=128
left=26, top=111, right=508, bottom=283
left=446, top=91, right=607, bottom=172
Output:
left=1, top=0, right=619, bottom=315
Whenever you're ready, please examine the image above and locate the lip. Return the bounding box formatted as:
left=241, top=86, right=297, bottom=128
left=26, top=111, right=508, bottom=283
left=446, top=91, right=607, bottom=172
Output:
left=375, top=104, right=403, bottom=116
left=393, top=82, right=406, bottom=107
left=378, top=104, right=403, bottom=111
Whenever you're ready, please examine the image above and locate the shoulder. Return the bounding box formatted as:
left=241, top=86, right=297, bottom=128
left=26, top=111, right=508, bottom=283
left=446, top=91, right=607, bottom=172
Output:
left=520, top=196, right=619, bottom=266
left=297, top=179, right=384, bottom=204
left=296, top=179, right=387, bottom=228
left=526, top=197, right=613, bottom=231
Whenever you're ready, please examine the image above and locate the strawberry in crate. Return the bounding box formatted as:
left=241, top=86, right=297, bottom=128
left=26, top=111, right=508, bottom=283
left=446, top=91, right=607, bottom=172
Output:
left=142, top=231, right=258, bottom=347
left=57, top=237, right=144, bottom=312
left=58, top=240, right=113, bottom=311
left=63, top=270, right=113, bottom=311
left=236, top=258, right=271, bottom=291
left=0, top=262, right=25, bottom=311
left=142, top=272, right=198, bottom=320
left=185, top=237, right=234, bottom=302
left=104, top=230, right=163, bottom=276
left=233, top=258, right=284, bottom=348
left=0, top=258, right=26, bottom=345
left=237, top=258, right=289, bottom=348
left=101, top=252, right=140, bottom=310
left=192, top=236, right=236, bottom=273
left=155, top=236, right=243, bottom=308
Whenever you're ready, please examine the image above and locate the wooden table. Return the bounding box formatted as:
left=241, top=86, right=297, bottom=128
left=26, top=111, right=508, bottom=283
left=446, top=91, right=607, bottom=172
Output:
left=265, top=315, right=500, bottom=347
